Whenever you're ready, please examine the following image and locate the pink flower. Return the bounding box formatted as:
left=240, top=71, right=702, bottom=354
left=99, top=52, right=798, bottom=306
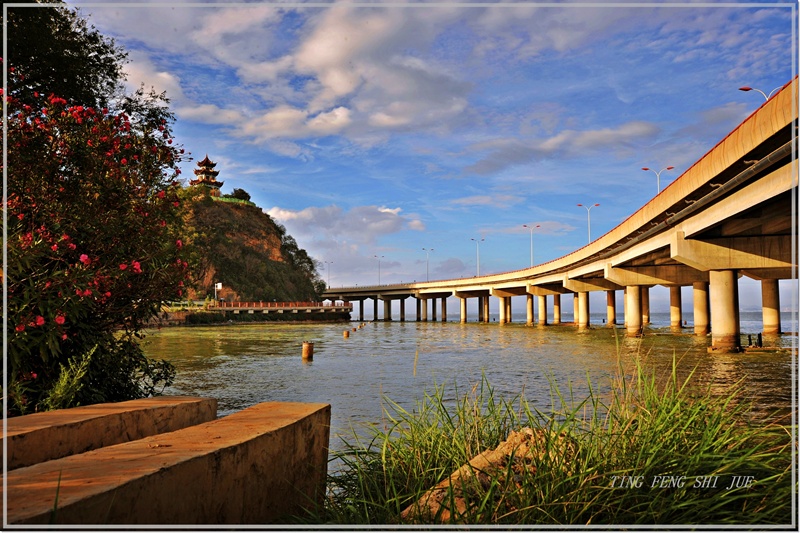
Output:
left=157, top=191, right=165, bottom=199
left=15, top=324, right=25, bottom=332
left=176, top=239, right=182, bottom=249
left=79, top=254, right=90, bottom=265
left=132, top=261, right=142, bottom=274
left=31, top=372, right=38, bottom=379
left=119, top=263, right=128, bottom=270
left=51, top=244, right=58, bottom=251
left=121, top=158, right=128, bottom=165
left=35, top=316, right=45, bottom=326
left=83, top=289, right=92, bottom=297
left=55, top=314, right=66, bottom=325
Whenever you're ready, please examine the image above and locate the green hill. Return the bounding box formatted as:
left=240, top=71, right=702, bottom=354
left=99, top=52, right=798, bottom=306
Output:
left=182, top=188, right=324, bottom=303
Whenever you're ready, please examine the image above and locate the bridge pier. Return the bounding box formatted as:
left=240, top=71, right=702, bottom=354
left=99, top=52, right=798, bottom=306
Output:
left=526, top=294, right=534, bottom=325
left=625, top=286, right=642, bottom=337
left=693, top=281, right=710, bottom=336
left=358, top=300, right=364, bottom=322
left=506, top=298, right=512, bottom=323
left=482, top=296, right=490, bottom=323
left=441, top=298, right=448, bottom=322
left=709, top=270, right=741, bottom=352
left=420, top=298, right=428, bottom=322
left=577, top=292, right=590, bottom=329
left=383, top=299, right=392, bottom=321
left=641, top=286, right=650, bottom=325
left=606, top=290, right=616, bottom=327
left=498, top=296, right=506, bottom=324
left=399, top=298, right=406, bottom=322
left=538, top=295, right=548, bottom=326
left=373, top=299, right=379, bottom=322
left=431, top=299, right=438, bottom=321
left=553, top=295, right=561, bottom=325
left=761, top=279, right=781, bottom=334
left=459, top=297, right=467, bottom=323
left=669, top=286, right=683, bottom=331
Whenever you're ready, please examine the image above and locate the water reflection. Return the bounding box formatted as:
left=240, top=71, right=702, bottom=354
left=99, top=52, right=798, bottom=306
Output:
left=140, top=313, right=795, bottom=450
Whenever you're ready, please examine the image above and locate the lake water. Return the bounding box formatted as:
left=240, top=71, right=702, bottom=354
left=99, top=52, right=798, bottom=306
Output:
left=141, top=311, right=796, bottom=453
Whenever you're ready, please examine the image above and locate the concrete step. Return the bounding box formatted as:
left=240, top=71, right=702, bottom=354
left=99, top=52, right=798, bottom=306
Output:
left=5, top=401, right=331, bottom=525
left=4, top=396, right=217, bottom=470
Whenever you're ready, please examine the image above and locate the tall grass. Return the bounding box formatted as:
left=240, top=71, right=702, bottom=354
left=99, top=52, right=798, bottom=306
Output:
left=318, top=356, right=794, bottom=526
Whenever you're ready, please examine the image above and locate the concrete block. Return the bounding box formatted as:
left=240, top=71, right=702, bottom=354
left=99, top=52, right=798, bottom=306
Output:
left=5, top=401, right=331, bottom=525
left=5, top=396, right=217, bottom=470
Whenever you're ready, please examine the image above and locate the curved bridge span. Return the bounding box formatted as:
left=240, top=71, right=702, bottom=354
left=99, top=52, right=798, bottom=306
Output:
left=324, top=78, right=797, bottom=353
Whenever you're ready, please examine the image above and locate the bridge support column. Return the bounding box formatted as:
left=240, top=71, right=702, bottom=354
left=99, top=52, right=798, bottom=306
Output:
left=553, top=294, right=561, bottom=325
left=415, top=298, right=421, bottom=322
left=482, top=297, right=490, bottom=323
left=577, top=292, right=590, bottom=329
left=669, top=286, right=682, bottom=331
left=538, top=295, right=548, bottom=326
left=441, top=298, right=447, bottom=323
left=693, top=281, right=710, bottom=336
left=383, top=299, right=392, bottom=321
left=358, top=300, right=364, bottom=322
left=498, top=296, right=506, bottom=324
left=709, top=270, right=741, bottom=352
left=477, top=297, right=484, bottom=322
left=399, top=299, right=406, bottom=322
left=641, top=286, right=650, bottom=325
left=431, top=299, right=437, bottom=322
left=460, top=297, right=467, bottom=323
left=625, top=286, right=642, bottom=337
left=526, top=295, right=534, bottom=325
left=761, top=279, right=781, bottom=334
left=373, top=299, right=379, bottom=322
left=606, top=290, right=616, bottom=327
left=506, top=298, right=512, bottom=323
left=420, top=298, right=428, bottom=322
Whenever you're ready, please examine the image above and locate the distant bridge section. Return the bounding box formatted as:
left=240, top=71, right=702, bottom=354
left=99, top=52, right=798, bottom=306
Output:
left=324, top=78, right=798, bottom=353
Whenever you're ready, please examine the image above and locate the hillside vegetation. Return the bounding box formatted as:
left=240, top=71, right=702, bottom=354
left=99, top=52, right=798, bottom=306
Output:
left=182, top=188, right=324, bottom=303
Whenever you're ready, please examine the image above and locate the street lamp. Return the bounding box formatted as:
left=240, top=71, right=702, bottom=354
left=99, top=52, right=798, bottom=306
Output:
left=522, top=224, right=540, bottom=267
left=422, top=248, right=434, bottom=281
left=641, top=166, right=674, bottom=194
left=373, top=255, right=384, bottom=285
left=323, top=260, right=333, bottom=286
left=576, top=203, right=599, bottom=243
left=470, top=237, right=484, bottom=276
left=739, top=86, right=781, bottom=101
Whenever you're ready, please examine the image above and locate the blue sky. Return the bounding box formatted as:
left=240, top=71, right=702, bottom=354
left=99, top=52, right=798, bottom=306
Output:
left=65, top=1, right=796, bottom=310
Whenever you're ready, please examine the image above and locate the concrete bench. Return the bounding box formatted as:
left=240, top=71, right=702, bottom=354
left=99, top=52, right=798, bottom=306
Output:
left=5, top=401, right=331, bottom=525
left=4, top=396, right=217, bottom=470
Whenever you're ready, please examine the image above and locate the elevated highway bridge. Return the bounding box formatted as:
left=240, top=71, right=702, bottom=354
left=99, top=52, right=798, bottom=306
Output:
left=324, top=78, right=797, bottom=353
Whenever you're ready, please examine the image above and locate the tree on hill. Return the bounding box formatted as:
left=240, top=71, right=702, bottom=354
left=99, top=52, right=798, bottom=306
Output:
left=223, top=188, right=252, bottom=202
left=5, top=2, right=187, bottom=415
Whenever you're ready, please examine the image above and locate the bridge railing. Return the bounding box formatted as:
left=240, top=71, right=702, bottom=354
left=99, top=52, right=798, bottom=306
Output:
left=215, top=301, right=352, bottom=309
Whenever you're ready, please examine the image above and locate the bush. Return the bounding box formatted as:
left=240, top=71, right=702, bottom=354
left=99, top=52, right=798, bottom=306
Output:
left=5, top=71, right=188, bottom=415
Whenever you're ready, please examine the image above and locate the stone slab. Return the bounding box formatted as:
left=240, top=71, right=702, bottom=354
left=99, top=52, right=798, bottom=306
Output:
left=5, top=401, right=331, bottom=525
left=5, top=396, right=217, bottom=470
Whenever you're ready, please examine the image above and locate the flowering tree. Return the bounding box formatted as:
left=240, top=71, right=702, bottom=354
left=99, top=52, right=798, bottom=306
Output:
left=5, top=68, right=189, bottom=415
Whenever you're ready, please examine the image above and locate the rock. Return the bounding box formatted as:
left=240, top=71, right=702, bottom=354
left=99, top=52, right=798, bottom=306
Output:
left=400, top=428, right=576, bottom=524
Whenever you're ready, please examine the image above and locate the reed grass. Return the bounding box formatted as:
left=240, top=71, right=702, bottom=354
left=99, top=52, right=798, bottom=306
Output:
left=318, top=354, right=794, bottom=526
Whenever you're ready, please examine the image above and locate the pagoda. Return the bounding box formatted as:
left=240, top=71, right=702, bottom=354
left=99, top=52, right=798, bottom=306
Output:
left=190, top=155, right=224, bottom=197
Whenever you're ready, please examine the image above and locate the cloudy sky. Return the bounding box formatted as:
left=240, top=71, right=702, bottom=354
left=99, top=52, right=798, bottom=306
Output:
left=63, top=0, right=795, bottom=309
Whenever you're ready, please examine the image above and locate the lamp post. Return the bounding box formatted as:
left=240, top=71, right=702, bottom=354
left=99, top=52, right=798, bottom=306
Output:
left=470, top=238, right=484, bottom=276
left=739, top=86, right=781, bottom=101
left=323, top=261, right=333, bottom=286
left=422, top=248, right=434, bottom=281
left=522, top=224, right=540, bottom=267
left=641, top=166, right=674, bottom=194
left=576, top=203, right=599, bottom=243
left=373, top=255, right=384, bottom=285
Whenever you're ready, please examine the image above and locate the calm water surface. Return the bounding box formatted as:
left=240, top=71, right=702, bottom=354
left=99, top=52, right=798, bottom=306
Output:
left=140, top=312, right=796, bottom=451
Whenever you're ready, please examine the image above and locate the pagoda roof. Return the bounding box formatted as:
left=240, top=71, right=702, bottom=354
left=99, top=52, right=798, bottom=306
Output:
left=197, top=154, right=217, bottom=168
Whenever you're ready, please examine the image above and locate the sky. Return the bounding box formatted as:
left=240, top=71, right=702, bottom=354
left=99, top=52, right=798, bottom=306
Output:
left=62, top=0, right=797, bottom=311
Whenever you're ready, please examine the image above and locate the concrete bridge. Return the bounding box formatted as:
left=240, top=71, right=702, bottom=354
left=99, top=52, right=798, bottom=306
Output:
left=324, top=78, right=797, bottom=353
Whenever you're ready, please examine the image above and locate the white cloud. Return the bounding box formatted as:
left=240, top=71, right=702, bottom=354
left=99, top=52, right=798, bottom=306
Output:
left=266, top=204, right=424, bottom=245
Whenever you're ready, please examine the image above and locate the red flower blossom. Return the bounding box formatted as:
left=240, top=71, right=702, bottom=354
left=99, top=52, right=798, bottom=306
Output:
left=15, top=324, right=25, bottom=332
left=35, top=316, right=45, bottom=326
left=55, top=314, right=66, bottom=325
left=119, top=263, right=128, bottom=270
left=132, top=261, right=142, bottom=274
left=176, top=239, right=183, bottom=249
left=79, top=254, right=91, bottom=265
